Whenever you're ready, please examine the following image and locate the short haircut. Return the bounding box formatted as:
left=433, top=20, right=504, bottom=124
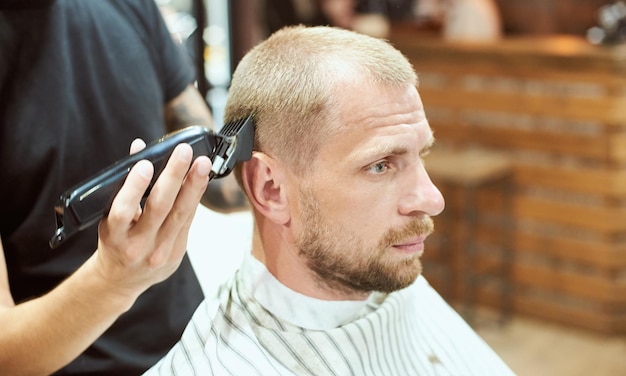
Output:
left=224, top=25, right=418, bottom=182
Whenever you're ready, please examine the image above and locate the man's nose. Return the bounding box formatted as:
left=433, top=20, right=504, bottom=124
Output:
left=398, top=163, right=445, bottom=217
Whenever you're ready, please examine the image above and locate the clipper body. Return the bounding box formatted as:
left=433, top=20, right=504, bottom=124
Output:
left=50, top=117, right=254, bottom=248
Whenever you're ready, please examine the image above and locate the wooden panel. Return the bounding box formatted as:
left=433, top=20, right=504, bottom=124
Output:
left=424, top=149, right=511, bottom=186
left=475, top=226, right=626, bottom=270
left=513, top=263, right=626, bottom=304
left=514, top=196, right=626, bottom=234
left=609, top=133, right=626, bottom=162
left=424, top=242, right=626, bottom=304
left=430, top=122, right=611, bottom=161
left=413, top=60, right=626, bottom=85
left=480, top=289, right=622, bottom=334
left=420, top=87, right=626, bottom=123
left=392, top=34, right=626, bottom=80
left=425, top=274, right=622, bottom=333
left=514, top=165, right=626, bottom=197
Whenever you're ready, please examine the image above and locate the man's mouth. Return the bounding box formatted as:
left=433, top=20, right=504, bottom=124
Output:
left=392, top=236, right=427, bottom=255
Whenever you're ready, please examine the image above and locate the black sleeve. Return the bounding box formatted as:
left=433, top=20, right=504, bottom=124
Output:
left=126, top=0, right=196, bottom=102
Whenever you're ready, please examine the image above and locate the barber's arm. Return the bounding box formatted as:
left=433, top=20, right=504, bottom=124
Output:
left=165, top=84, right=249, bottom=212
left=0, top=144, right=211, bottom=376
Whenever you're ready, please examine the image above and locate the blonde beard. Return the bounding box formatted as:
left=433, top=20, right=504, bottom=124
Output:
left=296, top=186, right=433, bottom=295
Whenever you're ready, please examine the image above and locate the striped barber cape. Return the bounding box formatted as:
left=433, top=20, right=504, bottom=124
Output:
left=145, top=254, right=515, bottom=376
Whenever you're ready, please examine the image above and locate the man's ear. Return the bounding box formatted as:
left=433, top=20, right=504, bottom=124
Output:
left=240, top=152, right=291, bottom=224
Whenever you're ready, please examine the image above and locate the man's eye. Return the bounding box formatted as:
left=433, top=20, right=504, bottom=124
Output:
left=368, top=161, right=389, bottom=174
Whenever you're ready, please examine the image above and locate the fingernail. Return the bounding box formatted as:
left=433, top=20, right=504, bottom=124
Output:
left=177, top=144, right=192, bottom=162
left=130, top=138, right=146, bottom=154
left=196, top=157, right=212, bottom=177
left=136, top=160, right=154, bottom=178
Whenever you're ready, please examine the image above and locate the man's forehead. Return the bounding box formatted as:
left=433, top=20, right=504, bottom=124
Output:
left=312, top=82, right=429, bottom=155
left=316, top=117, right=433, bottom=169
left=333, top=82, right=422, bottom=120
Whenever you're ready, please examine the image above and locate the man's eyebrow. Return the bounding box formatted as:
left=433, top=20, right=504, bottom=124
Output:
left=359, top=139, right=434, bottom=161
left=420, top=136, right=435, bottom=156
left=367, top=144, right=409, bottom=158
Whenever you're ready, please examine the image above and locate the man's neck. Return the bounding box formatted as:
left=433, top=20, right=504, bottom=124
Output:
left=252, top=228, right=370, bottom=301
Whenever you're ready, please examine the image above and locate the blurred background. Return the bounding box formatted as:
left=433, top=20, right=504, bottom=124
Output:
left=157, top=1, right=626, bottom=375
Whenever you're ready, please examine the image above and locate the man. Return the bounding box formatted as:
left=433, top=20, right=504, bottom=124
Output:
left=0, top=0, right=242, bottom=374
left=147, top=25, right=515, bottom=375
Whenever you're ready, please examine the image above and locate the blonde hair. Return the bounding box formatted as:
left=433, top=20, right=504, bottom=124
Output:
left=225, top=25, right=417, bottom=180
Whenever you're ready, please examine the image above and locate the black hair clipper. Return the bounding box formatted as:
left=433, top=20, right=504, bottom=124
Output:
left=49, top=116, right=255, bottom=249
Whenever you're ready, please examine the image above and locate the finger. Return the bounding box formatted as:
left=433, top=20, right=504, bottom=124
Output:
left=135, top=143, right=194, bottom=232
left=149, top=156, right=211, bottom=263
left=147, top=209, right=195, bottom=270
left=104, top=159, right=154, bottom=239
left=168, top=156, right=211, bottom=225
left=130, top=138, right=146, bottom=155
left=161, top=156, right=211, bottom=234
left=165, top=213, right=196, bottom=266
left=132, top=205, right=143, bottom=223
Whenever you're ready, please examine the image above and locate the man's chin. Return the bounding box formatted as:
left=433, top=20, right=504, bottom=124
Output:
left=374, top=262, right=422, bottom=293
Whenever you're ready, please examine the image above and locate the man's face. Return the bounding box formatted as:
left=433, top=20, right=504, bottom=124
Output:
left=291, top=80, right=445, bottom=296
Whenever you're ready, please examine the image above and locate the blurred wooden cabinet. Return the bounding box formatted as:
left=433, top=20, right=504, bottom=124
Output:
left=391, top=29, right=626, bottom=334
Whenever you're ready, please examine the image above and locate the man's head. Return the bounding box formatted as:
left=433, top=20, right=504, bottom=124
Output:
left=225, top=25, right=445, bottom=300
left=225, top=25, right=417, bottom=176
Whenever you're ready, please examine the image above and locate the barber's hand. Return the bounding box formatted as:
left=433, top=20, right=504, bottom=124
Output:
left=94, top=140, right=211, bottom=300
